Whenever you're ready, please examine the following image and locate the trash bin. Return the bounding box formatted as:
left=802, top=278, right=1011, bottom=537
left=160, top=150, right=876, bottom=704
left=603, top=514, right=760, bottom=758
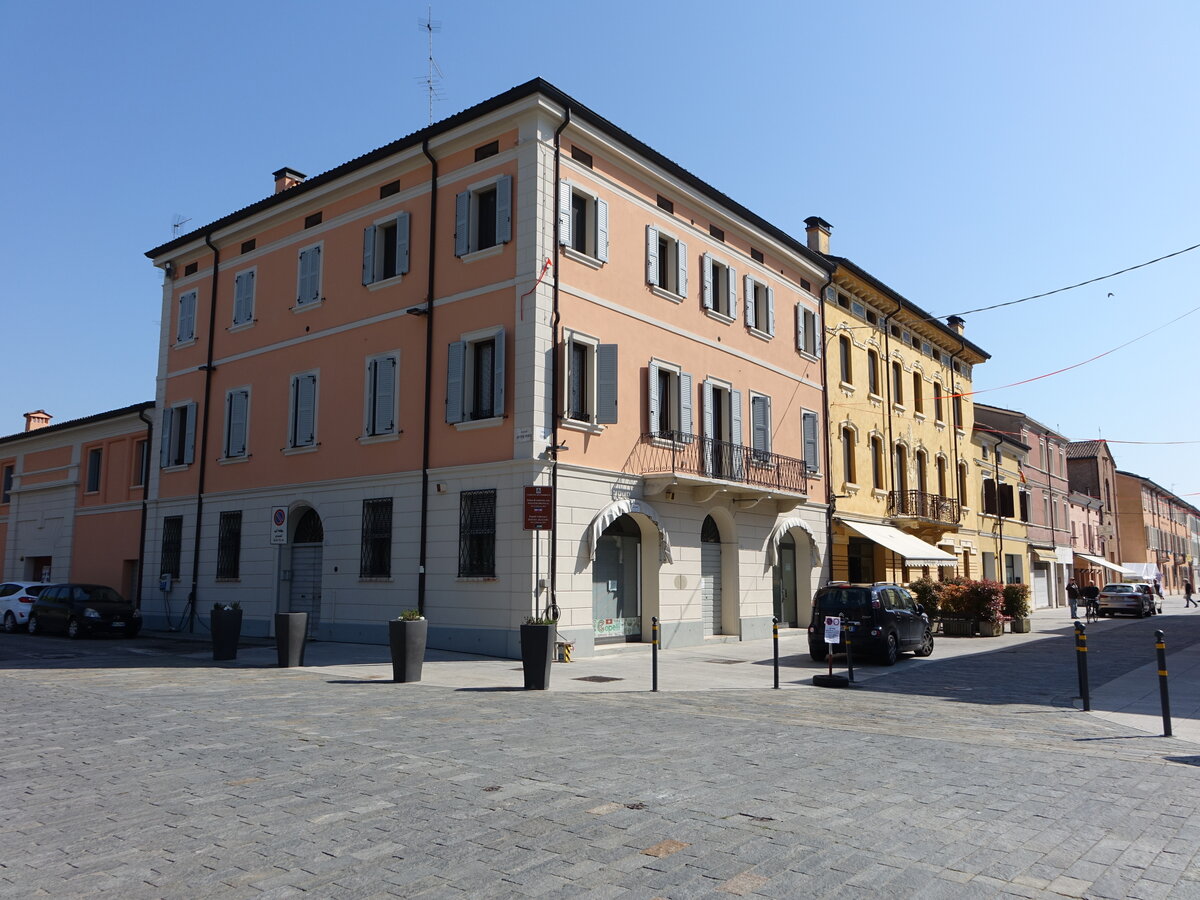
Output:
left=275, top=612, right=308, bottom=667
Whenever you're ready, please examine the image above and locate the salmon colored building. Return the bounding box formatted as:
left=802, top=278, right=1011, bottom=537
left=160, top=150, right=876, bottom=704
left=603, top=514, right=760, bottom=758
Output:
left=0, top=403, right=154, bottom=602
left=142, top=80, right=832, bottom=657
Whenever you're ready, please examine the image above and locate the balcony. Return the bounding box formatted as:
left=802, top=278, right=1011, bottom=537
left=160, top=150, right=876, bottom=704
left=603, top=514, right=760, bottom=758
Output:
left=633, top=432, right=810, bottom=505
left=888, top=489, right=961, bottom=525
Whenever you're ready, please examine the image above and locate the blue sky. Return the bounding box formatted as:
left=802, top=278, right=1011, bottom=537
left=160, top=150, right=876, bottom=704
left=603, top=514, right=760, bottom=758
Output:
left=3, top=1, right=1197, bottom=497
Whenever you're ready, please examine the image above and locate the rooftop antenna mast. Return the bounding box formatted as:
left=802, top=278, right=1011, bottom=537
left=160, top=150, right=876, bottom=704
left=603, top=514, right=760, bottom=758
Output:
left=418, top=7, right=444, bottom=125
left=171, top=214, right=191, bottom=237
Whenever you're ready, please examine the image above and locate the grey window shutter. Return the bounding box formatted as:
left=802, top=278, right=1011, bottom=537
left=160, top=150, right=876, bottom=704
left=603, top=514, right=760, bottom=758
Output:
left=558, top=182, right=572, bottom=245
left=751, top=396, right=768, bottom=453
left=646, top=226, right=659, bottom=286
left=299, top=248, right=320, bottom=303
left=727, top=266, right=737, bottom=320
left=744, top=276, right=756, bottom=330
left=596, top=344, right=618, bottom=424
left=496, top=175, right=512, bottom=244
left=294, top=375, right=316, bottom=446
left=595, top=199, right=609, bottom=262
left=701, top=380, right=714, bottom=474
left=701, top=254, right=714, bottom=310
left=454, top=191, right=470, bottom=257
left=362, top=225, right=376, bottom=285
left=679, top=372, right=693, bottom=441
left=183, top=402, right=197, bottom=464
left=160, top=407, right=173, bottom=467
left=806, top=310, right=820, bottom=357
left=676, top=240, right=688, bottom=297
left=767, top=287, right=775, bottom=336
left=445, top=341, right=465, bottom=423
left=730, top=389, right=743, bottom=446
left=795, top=303, right=804, bottom=351
left=396, top=213, right=410, bottom=275
left=492, top=328, right=506, bottom=416
left=373, top=356, right=396, bottom=433
left=647, top=360, right=659, bottom=433
left=178, top=291, right=195, bottom=342
left=233, top=273, right=250, bottom=324
left=803, top=411, right=819, bottom=472
left=228, top=390, right=248, bottom=456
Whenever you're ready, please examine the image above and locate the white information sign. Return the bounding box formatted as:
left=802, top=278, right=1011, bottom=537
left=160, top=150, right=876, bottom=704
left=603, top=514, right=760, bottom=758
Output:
left=823, top=615, right=842, bottom=645
left=270, top=507, right=288, bottom=545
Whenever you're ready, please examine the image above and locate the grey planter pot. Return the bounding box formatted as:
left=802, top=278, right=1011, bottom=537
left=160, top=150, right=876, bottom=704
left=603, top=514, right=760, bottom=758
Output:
left=1009, top=616, right=1032, bottom=634
left=275, top=612, right=308, bottom=667
left=389, top=618, right=428, bottom=683
left=211, top=607, right=242, bottom=661
left=978, top=620, right=1003, bottom=637
left=941, top=618, right=975, bottom=637
left=520, top=624, right=554, bottom=690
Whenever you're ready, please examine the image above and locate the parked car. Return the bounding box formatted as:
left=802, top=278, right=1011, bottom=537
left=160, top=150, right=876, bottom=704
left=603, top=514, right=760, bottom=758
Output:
left=0, top=582, right=49, bottom=633
left=808, top=582, right=934, bottom=666
left=1097, top=582, right=1156, bottom=618
left=28, top=584, right=141, bottom=638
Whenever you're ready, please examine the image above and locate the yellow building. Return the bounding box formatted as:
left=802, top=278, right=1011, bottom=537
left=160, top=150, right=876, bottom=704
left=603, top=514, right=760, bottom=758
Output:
left=965, top=425, right=1031, bottom=584
left=803, top=218, right=990, bottom=585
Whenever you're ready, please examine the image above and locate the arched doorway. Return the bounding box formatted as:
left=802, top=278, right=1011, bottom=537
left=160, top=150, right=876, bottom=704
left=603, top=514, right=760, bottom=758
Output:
left=772, top=532, right=797, bottom=626
left=289, top=507, right=324, bottom=638
left=700, top=515, right=723, bottom=636
left=592, top=514, right=642, bottom=645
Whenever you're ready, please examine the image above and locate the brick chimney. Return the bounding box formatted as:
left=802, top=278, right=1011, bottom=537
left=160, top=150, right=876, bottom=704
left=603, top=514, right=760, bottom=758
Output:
left=273, top=167, right=307, bottom=194
left=946, top=315, right=965, bottom=335
left=24, top=410, right=51, bottom=432
left=804, top=216, right=833, bottom=255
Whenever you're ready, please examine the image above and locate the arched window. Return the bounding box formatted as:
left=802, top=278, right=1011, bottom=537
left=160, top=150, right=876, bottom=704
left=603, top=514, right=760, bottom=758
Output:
left=915, top=450, right=928, bottom=494
left=936, top=456, right=948, bottom=496
left=839, top=335, right=853, bottom=384
left=958, top=461, right=969, bottom=504
left=912, top=372, right=923, bottom=414
left=871, top=436, right=884, bottom=489
left=933, top=381, right=944, bottom=421
left=894, top=444, right=908, bottom=493
left=892, top=361, right=904, bottom=404
left=841, top=427, right=856, bottom=484
left=867, top=350, right=880, bottom=395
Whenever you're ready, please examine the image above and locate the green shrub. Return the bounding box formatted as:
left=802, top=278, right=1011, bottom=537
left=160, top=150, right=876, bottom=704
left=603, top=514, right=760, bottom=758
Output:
left=1002, top=583, right=1031, bottom=619
left=397, top=609, right=423, bottom=621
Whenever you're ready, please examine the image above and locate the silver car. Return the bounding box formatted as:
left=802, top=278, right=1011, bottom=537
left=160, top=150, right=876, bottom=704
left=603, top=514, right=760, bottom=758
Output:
left=1098, top=582, right=1156, bottom=618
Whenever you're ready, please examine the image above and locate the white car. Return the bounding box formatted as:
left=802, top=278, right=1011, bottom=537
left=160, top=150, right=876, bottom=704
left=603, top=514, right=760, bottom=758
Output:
left=0, top=582, right=50, bottom=633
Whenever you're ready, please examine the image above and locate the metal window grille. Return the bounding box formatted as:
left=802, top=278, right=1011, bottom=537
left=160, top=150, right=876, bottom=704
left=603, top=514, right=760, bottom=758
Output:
left=217, top=511, right=242, bottom=579
left=161, top=516, right=182, bottom=577
left=360, top=498, right=393, bottom=578
left=459, top=489, right=496, bottom=577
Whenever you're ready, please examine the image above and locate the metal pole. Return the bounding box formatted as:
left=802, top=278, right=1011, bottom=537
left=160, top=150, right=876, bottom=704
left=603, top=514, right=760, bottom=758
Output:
left=845, top=621, right=855, bottom=683
left=772, top=617, right=779, bottom=689
left=1074, top=620, right=1090, bottom=712
left=1156, top=629, right=1172, bottom=737
left=651, top=616, right=659, bottom=693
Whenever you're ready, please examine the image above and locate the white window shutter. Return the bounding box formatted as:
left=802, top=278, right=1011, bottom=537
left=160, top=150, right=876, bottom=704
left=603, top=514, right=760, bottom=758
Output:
left=728, top=266, right=737, bottom=320
left=558, top=182, right=572, bottom=245
left=701, top=380, right=714, bottom=475
left=730, top=390, right=743, bottom=446
left=744, top=276, right=756, bottom=330
left=183, top=402, right=197, bottom=464
left=595, top=199, right=609, bottom=262
left=676, top=240, right=688, bottom=297
left=806, top=310, right=820, bottom=357
left=596, top=344, right=618, bottom=424
left=454, top=191, right=470, bottom=257
left=396, top=213, right=410, bottom=275
left=795, top=303, right=804, bottom=351
left=362, top=225, right=376, bottom=285
left=492, top=328, right=505, bottom=416
left=647, top=360, right=659, bottom=433
left=373, top=356, right=397, bottom=434
left=646, top=226, right=659, bottom=286
left=679, top=372, right=693, bottom=441
left=767, top=287, right=775, bottom=336
left=445, top=342, right=465, bottom=423
left=160, top=407, right=174, bottom=467
left=701, top=254, right=714, bottom=310
left=496, top=175, right=512, bottom=244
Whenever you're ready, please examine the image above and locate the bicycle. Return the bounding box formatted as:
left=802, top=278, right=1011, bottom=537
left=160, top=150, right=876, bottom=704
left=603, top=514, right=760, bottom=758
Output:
left=1085, top=599, right=1101, bottom=624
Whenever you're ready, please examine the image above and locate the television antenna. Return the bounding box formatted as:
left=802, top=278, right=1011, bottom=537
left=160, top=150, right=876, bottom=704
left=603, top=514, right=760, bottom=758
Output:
left=171, top=214, right=192, bottom=237
left=417, top=7, right=445, bottom=125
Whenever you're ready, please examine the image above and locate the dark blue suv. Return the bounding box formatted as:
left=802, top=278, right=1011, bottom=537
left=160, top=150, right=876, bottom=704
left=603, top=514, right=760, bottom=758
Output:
left=808, top=582, right=934, bottom=666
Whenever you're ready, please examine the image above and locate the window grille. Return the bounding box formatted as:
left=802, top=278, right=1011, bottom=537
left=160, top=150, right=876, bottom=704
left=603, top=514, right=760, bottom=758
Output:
left=161, top=516, right=182, bottom=577
left=217, top=511, right=242, bottom=579
left=360, top=499, right=393, bottom=578
left=459, top=489, right=497, bottom=577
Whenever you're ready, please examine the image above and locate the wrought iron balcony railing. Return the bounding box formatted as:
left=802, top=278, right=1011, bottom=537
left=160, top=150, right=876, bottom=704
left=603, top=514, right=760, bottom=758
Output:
left=888, top=489, right=961, bottom=524
left=637, top=432, right=810, bottom=495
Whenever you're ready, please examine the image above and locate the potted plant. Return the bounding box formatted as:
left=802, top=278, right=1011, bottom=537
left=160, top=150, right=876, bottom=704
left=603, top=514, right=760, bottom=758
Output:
left=937, top=580, right=974, bottom=636
left=388, top=609, right=428, bottom=683
left=211, top=602, right=242, bottom=661
left=521, top=614, right=557, bottom=690
left=275, top=610, right=308, bottom=667
left=1003, top=583, right=1033, bottom=633
left=969, top=580, right=1006, bottom=636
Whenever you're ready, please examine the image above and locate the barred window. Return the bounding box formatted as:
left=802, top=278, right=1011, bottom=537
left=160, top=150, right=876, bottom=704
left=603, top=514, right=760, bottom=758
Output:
left=360, top=498, right=393, bottom=578
left=458, top=489, right=496, bottom=577
left=217, top=511, right=242, bottom=579
left=161, top=516, right=182, bottom=578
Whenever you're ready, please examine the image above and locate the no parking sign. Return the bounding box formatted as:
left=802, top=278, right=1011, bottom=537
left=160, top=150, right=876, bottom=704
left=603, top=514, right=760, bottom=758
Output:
left=271, top=507, right=288, bottom=544
left=823, top=616, right=841, bottom=645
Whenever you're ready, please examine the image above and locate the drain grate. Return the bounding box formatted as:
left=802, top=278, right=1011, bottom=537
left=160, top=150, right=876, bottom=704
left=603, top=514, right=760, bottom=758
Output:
left=706, top=658, right=746, bottom=665
left=574, top=675, right=623, bottom=683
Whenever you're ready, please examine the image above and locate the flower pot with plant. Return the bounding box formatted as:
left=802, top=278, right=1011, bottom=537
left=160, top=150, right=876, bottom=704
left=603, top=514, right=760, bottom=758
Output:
left=1003, top=583, right=1032, bottom=633
left=211, top=602, right=243, bottom=661
left=521, top=614, right=556, bottom=690
left=389, top=609, right=428, bottom=683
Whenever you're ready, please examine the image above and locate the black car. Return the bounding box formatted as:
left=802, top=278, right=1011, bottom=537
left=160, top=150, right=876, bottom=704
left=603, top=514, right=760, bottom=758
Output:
left=28, top=584, right=141, bottom=639
left=808, top=582, right=934, bottom=666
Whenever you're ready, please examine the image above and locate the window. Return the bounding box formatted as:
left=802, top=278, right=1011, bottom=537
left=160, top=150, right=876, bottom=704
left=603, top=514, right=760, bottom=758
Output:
left=224, top=388, right=250, bottom=458
left=936, top=456, right=947, bottom=496
left=361, top=354, right=399, bottom=436
left=360, top=498, right=393, bottom=578
left=362, top=212, right=411, bottom=284
left=177, top=290, right=197, bottom=343
left=85, top=447, right=102, bottom=493
left=217, top=511, right=242, bottom=579
left=1020, top=490, right=1031, bottom=522
left=455, top=176, right=512, bottom=256
left=839, top=336, right=853, bottom=384
left=750, top=394, right=773, bottom=464
left=233, top=270, right=255, bottom=325
left=133, top=440, right=148, bottom=486
left=795, top=305, right=819, bottom=356
left=241, top=238, right=256, bottom=254
left=447, top=328, right=505, bottom=424
left=563, top=333, right=617, bottom=425
left=915, top=450, right=928, bottom=493
left=304, top=211, right=322, bottom=229
left=701, top=380, right=740, bottom=477
left=458, top=489, right=496, bottom=577
left=161, top=516, right=182, bottom=578
left=912, top=372, right=924, bottom=414
left=296, top=244, right=322, bottom=306
left=933, top=382, right=944, bottom=421
left=958, top=462, right=969, bottom=504
left=160, top=402, right=197, bottom=468
left=701, top=254, right=736, bottom=317
left=474, top=140, right=499, bottom=161
left=891, top=361, right=904, bottom=405
left=953, top=394, right=964, bottom=429
left=744, top=276, right=775, bottom=335
left=647, top=359, right=693, bottom=441
left=289, top=373, right=318, bottom=448
left=871, top=437, right=884, bottom=489
left=867, top=350, right=880, bottom=395
left=983, top=478, right=997, bottom=515
left=802, top=410, right=820, bottom=473
left=894, top=444, right=908, bottom=493
left=1, top=465, right=11, bottom=503
left=646, top=225, right=687, bottom=297
left=841, top=427, right=856, bottom=483
left=559, top=183, right=608, bottom=261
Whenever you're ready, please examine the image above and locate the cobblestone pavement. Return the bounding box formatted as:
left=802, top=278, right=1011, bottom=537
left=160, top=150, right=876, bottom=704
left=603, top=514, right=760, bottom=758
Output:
left=2, top=612, right=1200, bottom=899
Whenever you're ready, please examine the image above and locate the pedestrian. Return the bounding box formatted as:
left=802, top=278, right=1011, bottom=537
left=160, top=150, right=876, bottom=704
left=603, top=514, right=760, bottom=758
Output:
left=1155, top=579, right=1164, bottom=599
left=1186, top=580, right=1196, bottom=608
left=1066, top=579, right=1080, bottom=618
left=1082, top=582, right=1100, bottom=621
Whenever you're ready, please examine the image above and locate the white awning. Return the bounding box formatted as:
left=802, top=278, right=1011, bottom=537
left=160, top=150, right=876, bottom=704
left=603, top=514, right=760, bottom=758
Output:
left=585, top=499, right=673, bottom=564
left=1121, top=561, right=1160, bottom=581
left=765, top=516, right=820, bottom=567
left=839, top=520, right=957, bottom=565
left=1075, top=553, right=1134, bottom=576
left=1031, top=548, right=1059, bottom=564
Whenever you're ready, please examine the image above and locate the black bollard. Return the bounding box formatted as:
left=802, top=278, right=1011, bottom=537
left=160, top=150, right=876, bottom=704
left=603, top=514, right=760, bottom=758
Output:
left=772, top=617, right=780, bottom=689
left=1156, top=630, right=1172, bottom=737
left=651, top=616, right=659, bottom=693
left=1074, top=620, right=1090, bottom=712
